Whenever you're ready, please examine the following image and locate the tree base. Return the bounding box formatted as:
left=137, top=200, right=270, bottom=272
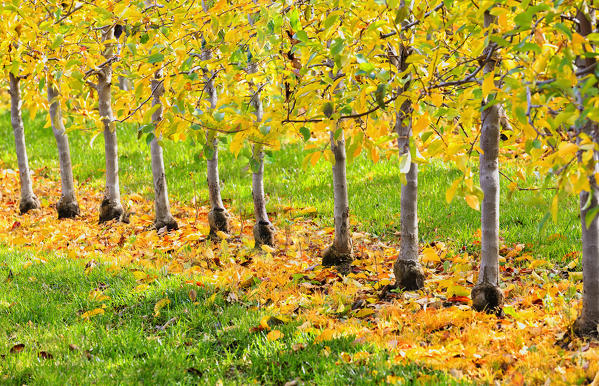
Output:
left=155, top=216, right=179, bottom=232
left=19, top=196, right=40, bottom=214
left=208, top=208, right=230, bottom=236
left=471, top=282, right=504, bottom=314
left=393, top=259, right=425, bottom=291
left=99, top=198, right=123, bottom=223
left=253, top=221, right=275, bottom=247
left=57, top=196, right=80, bottom=219
left=573, top=316, right=599, bottom=338
left=322, top=244, right=353, bottom=275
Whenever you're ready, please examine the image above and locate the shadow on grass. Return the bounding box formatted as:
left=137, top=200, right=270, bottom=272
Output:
left=0, top=248, right=464, bottom=385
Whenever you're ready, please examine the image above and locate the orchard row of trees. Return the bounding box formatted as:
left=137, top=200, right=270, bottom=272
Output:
left=2, top=0, right=599, bottom=337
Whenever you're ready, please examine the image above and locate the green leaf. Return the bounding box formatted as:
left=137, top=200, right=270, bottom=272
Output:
left=375, top=84, right=387, bottom=109
left=300, top=126, right=311, bottom=141
left=585, top=206, right=599, bottom=229
left=323, top=102, right=334, bottom=118
left=324, top=14, right=339, bottom=30
left=148, top=53, right=164, bottom=64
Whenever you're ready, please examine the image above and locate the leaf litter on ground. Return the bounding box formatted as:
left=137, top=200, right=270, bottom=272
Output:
left=0, top=168, right=597, bottom=384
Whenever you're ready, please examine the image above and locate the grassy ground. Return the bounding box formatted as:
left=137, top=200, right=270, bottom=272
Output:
left=0, top=248, right=461, bottom=385
left=0, top=112, right=580, bottom=263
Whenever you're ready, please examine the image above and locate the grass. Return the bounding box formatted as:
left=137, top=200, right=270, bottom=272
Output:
left=0, top=111, right=580, bottom=263
left=0, top=248, right=461, bottom=385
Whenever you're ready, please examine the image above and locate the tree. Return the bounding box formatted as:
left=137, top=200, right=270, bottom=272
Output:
left=92, top=26, right=124, bottom=223
left=250, top=86, right=276, bottom=246
left=8, top=73, right=40, bottom=214
left=47, top=76, right=79, bottom=218
left=470, top=10, right=504, bottom=313
left=322, top=127, right=353, bottom=271
left=149, top=69, right=178, bottom=231
left=389, top=5, right=425, bottom=291
left=572, top=8, right=599, bottom=338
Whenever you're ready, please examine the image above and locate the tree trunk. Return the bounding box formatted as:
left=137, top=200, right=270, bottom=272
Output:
left=204, top=76, right=230, bottom=236
left=150, top=70, right=177, bottom=231
left=9, top=73, right=40, bottom=214
left=389, top=35, right=424, bottom=291
left=471, top=10, right=504, bottom=313
left=576, top=177, right=599, bottom=337
left=48, top=82, right=79, bottom=219
left=250, top=85, right=275, bottom=247
left=252, top=145, right=275, bottom=247
left=322, top=129, right=352, bottom=272
left=393, top=104, right=424, bottom=290
left=97, top=28, right=123, bottom=223
left=573, top=9, right=599, bottom=337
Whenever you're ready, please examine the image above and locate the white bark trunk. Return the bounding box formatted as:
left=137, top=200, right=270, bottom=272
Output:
left=9, top=73, right=40, bottom=214
left=250, top=85, right=275, bottom=246
left=98, top=27, right=123, bottom=223
left=48, top=82, right=79, bottom=218
left=578, top=181, right=599, bottom=335
left=150, top=70, right=177, bottom=231
left=205, top=77, right=230, bottom=234
left=574, top=9, right=599, bottom=336
left=393, top=100, right=424, bottom=290
left=472, top=11, right=504, bottom=312
left=322, top=129, right=352, bottom=269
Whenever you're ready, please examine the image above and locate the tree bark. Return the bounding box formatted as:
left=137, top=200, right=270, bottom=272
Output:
left=205, top=75, right=230, bottom=236
left=393, top=103, right=424, bottom=290
left=573, top=8, right=599, bottom=337
left=389, top=35, right=424, bottom=291
left=9, top=73, right=40, bottom=214
left=471, top=10, right=504, bottom=313
left=98, top=27, right=123, bottom=223
left=250, top=83, right=275, bottom=247
left=576, top=175, right=599, bottom=337
left=47, top=82, right=79, bottom=218
left=322, top=129, right=353, bottom=272
left=150, top=70, right=177, bottom=231
left=252, top=145, right=275, bottom=247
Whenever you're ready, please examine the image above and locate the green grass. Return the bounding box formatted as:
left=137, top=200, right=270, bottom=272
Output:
left=0, top=248, right=461, bottom=385
left=0, top=111, right=580, bottom=263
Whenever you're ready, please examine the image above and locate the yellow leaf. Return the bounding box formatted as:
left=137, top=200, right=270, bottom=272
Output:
left=266, top=330, right=284, bottom=341
left=154, top=298, right=171, bottom=317
left=88, top=290, right=110, bottom=302
left=446, top=285, right=471, bottom=298
left=551, top=195, right=559, bottom=223
left=133, top=284, right=149, bottom=293
left=310, top=151, right=321, bottom=166
left=340, top=352, right=352, bottom=363
left=413, top=114, right=430, bottom=134
left=465, top=195, right=480, bottom=211
left=445, top=179, right=461, bottom=203
left=421, top=247, right=440, bottom=263
left=482, top=71, right=495, bottom=97
left=354, top=308, right=375, bottom=318
left=81, top=308, right=105, bottom=319
left=430, top=93, right=443, bottom=107
left=259, top=315, right=271, bottom=330
left=557, top=142, right=578, bottom=159
left=569, top=272, right=583, bottom=281
left=261, top=244, right=276, bottom=253
left=216, top=231, right=229, bottom=239
left=315, top=329, right=335, bottom=343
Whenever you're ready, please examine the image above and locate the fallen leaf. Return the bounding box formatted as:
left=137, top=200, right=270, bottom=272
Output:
left=154, top=298, right=171, bottom=317
left=266, top=330, right=284, bottom=341
left=81, top=308, right=105, bottom=319
left=10, top=343, right=25, bottom=353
